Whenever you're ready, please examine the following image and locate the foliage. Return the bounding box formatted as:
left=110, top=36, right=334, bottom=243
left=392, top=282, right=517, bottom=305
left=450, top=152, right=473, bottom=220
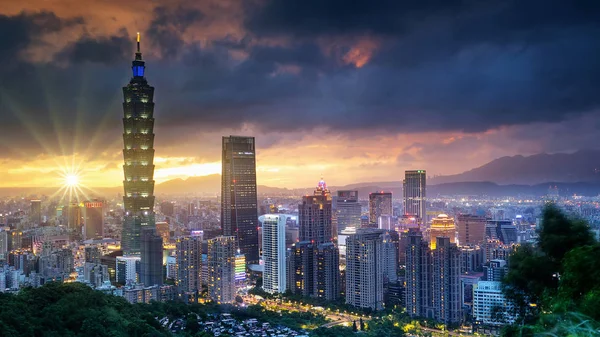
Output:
left=501, top=204, right=600, bottom=335
left=0, top=282, right=170, bottom=337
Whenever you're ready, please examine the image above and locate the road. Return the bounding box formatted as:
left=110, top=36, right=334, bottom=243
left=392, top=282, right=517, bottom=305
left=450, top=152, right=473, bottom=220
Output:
left=243, top=295, right=364, bottom=328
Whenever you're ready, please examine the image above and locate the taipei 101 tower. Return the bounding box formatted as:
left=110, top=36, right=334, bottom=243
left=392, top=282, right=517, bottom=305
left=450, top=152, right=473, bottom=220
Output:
left=121, top=33, right=156, bottom=255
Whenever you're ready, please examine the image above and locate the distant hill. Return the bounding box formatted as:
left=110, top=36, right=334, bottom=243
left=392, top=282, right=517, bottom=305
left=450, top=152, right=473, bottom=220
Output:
left=430, top=150, right=600, bottom=185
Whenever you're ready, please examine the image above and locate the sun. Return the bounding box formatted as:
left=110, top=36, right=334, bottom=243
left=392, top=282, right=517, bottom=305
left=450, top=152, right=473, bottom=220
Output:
left=65, top=174, right=79, bottom=187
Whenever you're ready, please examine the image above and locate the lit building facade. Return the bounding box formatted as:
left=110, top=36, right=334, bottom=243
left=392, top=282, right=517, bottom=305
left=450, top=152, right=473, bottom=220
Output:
left=430, top=214, right=456, bottom=249
left=336, top=190, right=361, bottom=233
left=121, top=34, right=156, bottom=255
left=175, top=236, right=202, bottom=296
left=221, top=136, right=259, bottom=265
left=299, top=179, right=333, bottom=245
left=403, top=170, right=426, bottom=223
left=345, top=228, right=385, bottom=311
left=207, top=236, right=236, bottom=304
left=432, top=237, right=462, bottom=325
left=262, top=214, right=287, bottom=294
left=313, top=242, right=340, bottom=301
left=369, top=192, right=392, bottom=227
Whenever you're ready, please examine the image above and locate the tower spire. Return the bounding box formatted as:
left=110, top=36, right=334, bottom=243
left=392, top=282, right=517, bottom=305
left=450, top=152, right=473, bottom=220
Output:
left=137, top=32, right=141, bottom=53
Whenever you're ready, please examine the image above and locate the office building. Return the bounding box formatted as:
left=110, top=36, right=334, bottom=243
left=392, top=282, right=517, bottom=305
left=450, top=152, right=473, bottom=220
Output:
left=221, top=136, right=259, bottom=264
left=84, top=246, right=101, bottom=264
left=336, top=190, right=361, bottom=233
left=262, top=214, right=287, bottom=294
left=369, top=192, right=392, bottom=227
left=160, top=201, right=174, bottom=217
left=382, top=231, right=398, bottom=284
left=403, top=170, right=426, bottom=223
left=485, top=220, right=518, bottom=244
left=313, top=242, right=340, bottom=301
left=484, top=259, right=507, bottom=282
left=116, top=256, right=140, bottom=284
left=460, top=245, right=484, bottom=274
left=299, top=178, right=333, bottom=245
left=207, top=236, right=236, bottom=303
left=175, top=236, right=202, bottom=296
left=405, top=229, right=432, bottom=318
left=84, top=200, right=104, bottom=240
left=345, top=228, right=385, bottom=311
left=432, top=237, right=462, bottom=325
left=31, top=200, right=42, bottom=226
left=457, top=214, right=486, bottom=246
left=473, top=281, right=516, bottom=325
left=287, top=241, right=314, bottom=297
left=121, top=34, right=157, bottom=255
left=67, top=203, right=82, bottom=230
left=378, top=215, right=394, bottom=231
left=430, top=214, right=456, bottom=249
left=140, top=228, right=163, bottom=286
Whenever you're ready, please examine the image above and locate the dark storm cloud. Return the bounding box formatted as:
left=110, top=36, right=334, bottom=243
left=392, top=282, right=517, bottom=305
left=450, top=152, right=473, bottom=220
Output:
left=146, top=5, right=204, bottom=59
left=56, top=30, right=133, bottom=64
left=3, top=1, right=600, bottom=160
left=0, top=10, right=83, bottom=62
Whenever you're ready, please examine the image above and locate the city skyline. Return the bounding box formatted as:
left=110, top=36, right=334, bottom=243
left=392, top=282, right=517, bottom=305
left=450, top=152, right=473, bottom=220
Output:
left=2, top=1, right=600, bottom=189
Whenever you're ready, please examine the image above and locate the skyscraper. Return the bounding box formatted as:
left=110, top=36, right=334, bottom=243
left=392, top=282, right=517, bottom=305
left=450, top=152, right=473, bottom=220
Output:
left=313, top=242, right=340, bottom=301
left=299, top=179, right=333, bottom=245
left=176, top=236, right=202, bottom=299
left=345, top=228, right=385, bottom=311
left=30, top=200, right=41, bottom=226
left=221, top=136, right=259, bottom=265
left=121, top=33, right=156, bottom=255
left=207, top=236, right=236, bottom=304
left=336, top=190, right=361, bottom=233
left=457, top=214, right=486, bottom=246
left=286, top=241, right=314, bottom=297
left=405, top=229, right=432, bottom=318
left=403, top=170, right=426, bottom=223
left=432, top=237, right=462, bottom=325
left=84, top=200, right=104, bottom=240
left=369, top=192, right=392, bottom=227
left=140, top=228, right=163, bottom=286
left=262, top=214, right=287, bottom=294
left=67, top=203, right=82, bottom=231
left=430, top=214, right=456, bottom=249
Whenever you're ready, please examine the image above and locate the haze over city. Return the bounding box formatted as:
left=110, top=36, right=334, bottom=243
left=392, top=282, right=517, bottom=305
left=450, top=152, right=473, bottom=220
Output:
left=2, top=1, right=600, bottom=188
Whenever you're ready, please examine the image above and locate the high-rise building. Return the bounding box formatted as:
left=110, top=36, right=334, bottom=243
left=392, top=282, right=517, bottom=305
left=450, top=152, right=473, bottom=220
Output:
left=430, top=214, right=456, bottom=249
left=485, top=220, right=518, bottom=244
left=336, top=190, right=361, bottom=233
left=405, top=229, right=432, bottom=318
left=473, top=281, right=516, bottom=326
left=457, top=214, right=486, bottom=246
left=175, top=236, right=202, bottom=296
left=369, top=192, right=392, bottom=227
left=84, top=201, right=104, bottom=240
left=403, top=170, right=426, bottom=223
left=207, top=236, right=236, bottom=303
left=116, top=256, right=140, bottom=284
left=382, top=231, right=398, bottom=284
left=0, top=228, right=8, bottom=260
left=262, top=214, right=287, bottom=294
left=286, top=241, right=314, bottom=297
left=460, top=245, right=484, bottom=274
left=160, top=202, right=174, bottom=217
left=140, top=228, right=163, bottom=286
left=432, top=237, right=462, bottom=325
left=121, top=34, right=156, bottom=256
left=484, top=259, right=507, bottom=282
left=313, top=242, right=340, bottom=301
left=30, top=200, right=42, bottom=226
left=67, top=203, right=82, bottom=231
left=345, top=228, right=385, bottom=311
left=299, top=179, right=333, bottom=245
left=221, top=136, right=259, bottom=265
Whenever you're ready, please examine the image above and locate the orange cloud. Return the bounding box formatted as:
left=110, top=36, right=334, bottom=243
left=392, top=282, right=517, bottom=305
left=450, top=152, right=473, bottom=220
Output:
left=342, top=38, right=380, bottom=68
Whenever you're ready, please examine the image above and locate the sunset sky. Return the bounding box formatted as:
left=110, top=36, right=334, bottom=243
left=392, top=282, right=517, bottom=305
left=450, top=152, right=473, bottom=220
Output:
left=1, top=0, right=600, bottom=188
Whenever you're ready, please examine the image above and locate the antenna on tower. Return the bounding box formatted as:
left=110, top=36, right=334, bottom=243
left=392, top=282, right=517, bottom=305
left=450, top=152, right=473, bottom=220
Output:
left=137, top=32, right=141, bottom=53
